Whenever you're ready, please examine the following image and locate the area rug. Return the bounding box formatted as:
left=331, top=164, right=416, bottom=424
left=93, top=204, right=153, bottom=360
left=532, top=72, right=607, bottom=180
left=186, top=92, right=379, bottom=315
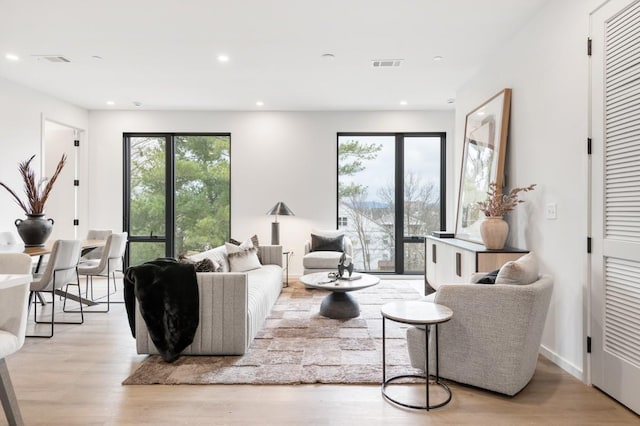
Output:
left=123, top=279, right=423, bottom=385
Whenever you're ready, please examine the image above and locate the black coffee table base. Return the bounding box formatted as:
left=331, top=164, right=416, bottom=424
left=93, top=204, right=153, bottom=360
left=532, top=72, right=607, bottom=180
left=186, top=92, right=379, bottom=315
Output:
left=320, top=292, right=359, bottom=319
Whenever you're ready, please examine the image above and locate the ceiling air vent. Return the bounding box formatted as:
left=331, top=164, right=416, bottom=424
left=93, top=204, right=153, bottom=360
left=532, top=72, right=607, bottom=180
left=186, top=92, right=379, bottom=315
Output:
left=372, top=59, right=403, bottom=68
left=32, top=55, right=71, bottom=63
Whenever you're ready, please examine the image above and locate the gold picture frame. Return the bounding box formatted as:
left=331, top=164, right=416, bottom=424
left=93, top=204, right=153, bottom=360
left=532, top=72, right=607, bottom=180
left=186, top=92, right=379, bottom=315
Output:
left=455, top=89, right=512, bottom=243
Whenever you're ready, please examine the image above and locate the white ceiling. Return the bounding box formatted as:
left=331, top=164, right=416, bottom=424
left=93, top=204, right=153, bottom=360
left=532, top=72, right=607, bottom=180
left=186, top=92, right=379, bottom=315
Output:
left=0, top=0, right=549, bottom=111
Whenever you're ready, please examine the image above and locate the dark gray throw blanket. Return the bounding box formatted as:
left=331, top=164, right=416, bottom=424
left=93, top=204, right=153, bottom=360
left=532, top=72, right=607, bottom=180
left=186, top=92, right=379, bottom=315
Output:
left=124, top=258, right=199, bottom=362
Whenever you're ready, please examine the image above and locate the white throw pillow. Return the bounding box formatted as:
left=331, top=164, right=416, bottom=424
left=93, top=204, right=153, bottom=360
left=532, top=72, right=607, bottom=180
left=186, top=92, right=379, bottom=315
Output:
left=495, top=252, right=539, bottom=285
left=225, top=241, right=262, bottom=272
left=189, top=245, right=229, bottom=272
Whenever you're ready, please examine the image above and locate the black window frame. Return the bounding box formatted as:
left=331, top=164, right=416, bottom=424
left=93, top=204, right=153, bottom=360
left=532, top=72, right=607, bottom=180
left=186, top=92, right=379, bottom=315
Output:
left=337, top=132, right=446, bottom=274
left=123, top=132, right=232, bottom=267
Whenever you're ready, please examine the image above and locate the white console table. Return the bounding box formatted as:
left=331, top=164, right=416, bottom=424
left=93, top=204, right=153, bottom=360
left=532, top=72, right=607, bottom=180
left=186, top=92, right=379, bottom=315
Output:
left=425, top=236, right=528, bottom=293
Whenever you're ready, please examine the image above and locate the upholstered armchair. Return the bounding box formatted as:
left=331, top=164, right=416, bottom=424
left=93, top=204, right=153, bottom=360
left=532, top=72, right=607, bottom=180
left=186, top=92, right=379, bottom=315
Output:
left=302, top=230, right=353, bottom=276
left=406, top=273, right=553, bottom=396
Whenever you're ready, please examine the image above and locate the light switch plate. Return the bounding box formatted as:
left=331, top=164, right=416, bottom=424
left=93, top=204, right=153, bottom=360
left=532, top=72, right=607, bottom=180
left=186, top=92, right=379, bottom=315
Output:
left=546, top=203, right=557, bottom=220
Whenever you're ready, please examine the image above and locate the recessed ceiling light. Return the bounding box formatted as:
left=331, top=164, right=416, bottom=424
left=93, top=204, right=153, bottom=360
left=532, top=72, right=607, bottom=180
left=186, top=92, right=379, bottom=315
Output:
left=256, top=101, right=264, bottom=106
left=400, top=100, right=408, bottom=106
left=433, top=55, right=444, bottom=61
left=92, top=55, right=103, bottom=60
left=5, top=53, right=19, bottom=61
left=321, top=53, right=335, bottom=61
left=133, top=101, right=143, bottom=107
left=106, top=101, right=115, bottom=106
left=447, top=98, right=455, bottom=104
left=218, top=54, right=229, bottom=63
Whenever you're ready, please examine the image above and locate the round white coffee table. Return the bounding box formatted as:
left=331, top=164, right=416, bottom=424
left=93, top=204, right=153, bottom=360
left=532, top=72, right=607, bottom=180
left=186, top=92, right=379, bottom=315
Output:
left=380, top=300, right=453, bottom=410
left=300, top=272, right=380, bottom=319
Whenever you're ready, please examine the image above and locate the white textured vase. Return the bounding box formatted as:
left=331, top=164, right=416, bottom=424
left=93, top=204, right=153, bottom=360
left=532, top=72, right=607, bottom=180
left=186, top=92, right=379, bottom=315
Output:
left=480, top=216, right=509, bottom=250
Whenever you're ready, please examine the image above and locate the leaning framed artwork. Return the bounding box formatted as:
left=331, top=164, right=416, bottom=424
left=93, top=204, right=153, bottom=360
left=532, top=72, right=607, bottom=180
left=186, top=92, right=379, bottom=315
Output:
left=455, top=88, right=512, bottom=243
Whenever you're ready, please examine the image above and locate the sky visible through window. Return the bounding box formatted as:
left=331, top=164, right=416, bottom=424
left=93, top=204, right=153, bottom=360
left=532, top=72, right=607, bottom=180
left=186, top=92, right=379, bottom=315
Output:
left=339, top=135, right=441, bottom=200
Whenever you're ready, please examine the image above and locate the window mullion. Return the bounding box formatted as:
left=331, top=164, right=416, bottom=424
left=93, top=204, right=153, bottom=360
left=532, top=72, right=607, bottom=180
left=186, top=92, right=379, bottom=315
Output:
left=395, top=134, right=404, bottom=274
left=166, top=136, right=175, bottom=258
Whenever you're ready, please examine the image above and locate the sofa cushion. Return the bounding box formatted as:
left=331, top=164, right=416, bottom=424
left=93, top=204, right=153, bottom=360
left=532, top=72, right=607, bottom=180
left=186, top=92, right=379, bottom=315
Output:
left=229, top=234, right=261, bottom=262
left=225, top=242, right=261, bottom=272
left=311, top=233, right=345, bottom=252
left=188, top=245, right=229, bottom=272
left=495, top=252, right=538, bottom=285
left=178, top=255, right=220, bottom=272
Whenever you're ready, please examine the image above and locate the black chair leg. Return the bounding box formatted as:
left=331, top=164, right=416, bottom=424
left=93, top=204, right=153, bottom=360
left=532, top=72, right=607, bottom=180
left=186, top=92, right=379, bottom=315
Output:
left=27, top=270, right=84, bottom=338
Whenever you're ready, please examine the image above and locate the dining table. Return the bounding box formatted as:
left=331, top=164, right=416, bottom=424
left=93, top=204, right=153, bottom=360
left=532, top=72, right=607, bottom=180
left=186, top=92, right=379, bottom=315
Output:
left=0, top=239, right=106, bottom=306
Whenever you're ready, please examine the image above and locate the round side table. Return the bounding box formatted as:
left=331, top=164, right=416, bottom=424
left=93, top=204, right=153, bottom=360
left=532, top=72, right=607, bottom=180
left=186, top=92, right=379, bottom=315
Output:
left=380, top=300, right=453, bottom=410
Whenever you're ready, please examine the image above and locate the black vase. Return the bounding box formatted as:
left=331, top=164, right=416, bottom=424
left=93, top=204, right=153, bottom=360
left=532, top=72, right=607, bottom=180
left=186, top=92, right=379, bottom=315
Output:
left=15, top=214, right=54, bottom=247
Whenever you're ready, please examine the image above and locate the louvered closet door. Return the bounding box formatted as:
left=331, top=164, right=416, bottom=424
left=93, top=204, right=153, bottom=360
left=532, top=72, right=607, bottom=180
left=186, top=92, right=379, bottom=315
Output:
left=591, top=0, right=640, bottom=414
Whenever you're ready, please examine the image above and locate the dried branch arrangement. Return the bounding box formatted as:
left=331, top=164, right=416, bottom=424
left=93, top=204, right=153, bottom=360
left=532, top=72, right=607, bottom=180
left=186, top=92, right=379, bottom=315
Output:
left=477, top=181, right=536, bottom=217
left=0, top=154, right=67, bottom=215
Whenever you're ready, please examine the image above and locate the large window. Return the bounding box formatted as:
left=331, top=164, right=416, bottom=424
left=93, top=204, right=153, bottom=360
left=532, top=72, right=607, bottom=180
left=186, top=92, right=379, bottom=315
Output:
left=123, top=133, right=231, bottom=266
left=338, top=133, right=445, bottom=274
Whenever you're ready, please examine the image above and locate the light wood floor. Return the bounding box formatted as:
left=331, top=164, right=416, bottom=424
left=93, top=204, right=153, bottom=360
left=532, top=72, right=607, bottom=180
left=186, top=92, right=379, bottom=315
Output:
left=3, top=278, right=638, bottom=425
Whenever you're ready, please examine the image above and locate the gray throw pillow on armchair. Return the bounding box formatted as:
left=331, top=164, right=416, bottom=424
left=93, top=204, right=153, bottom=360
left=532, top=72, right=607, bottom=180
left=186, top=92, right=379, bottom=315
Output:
left=310, top=233, right=345, bottom=252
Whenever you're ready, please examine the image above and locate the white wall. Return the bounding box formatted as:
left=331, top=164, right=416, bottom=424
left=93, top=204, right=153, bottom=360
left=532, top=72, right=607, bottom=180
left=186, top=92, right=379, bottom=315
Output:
left=88, top=110, right=454, bottom=275
left=453, top=0, right=603, bottom=380
left=0, top=77, right=88, bottom=238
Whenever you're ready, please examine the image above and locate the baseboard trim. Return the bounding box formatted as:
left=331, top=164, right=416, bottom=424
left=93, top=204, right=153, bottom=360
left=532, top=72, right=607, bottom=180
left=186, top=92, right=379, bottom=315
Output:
left=540, top=344, right=584, bottom=381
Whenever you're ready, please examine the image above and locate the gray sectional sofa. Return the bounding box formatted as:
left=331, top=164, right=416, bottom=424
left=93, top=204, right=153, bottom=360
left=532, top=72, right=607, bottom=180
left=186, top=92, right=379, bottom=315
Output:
left=135, top=244, right=283, bottom=356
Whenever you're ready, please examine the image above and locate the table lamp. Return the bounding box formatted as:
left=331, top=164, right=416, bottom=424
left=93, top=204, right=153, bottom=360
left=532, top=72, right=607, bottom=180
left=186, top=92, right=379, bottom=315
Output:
left=267, top=202, right=294, bottom=245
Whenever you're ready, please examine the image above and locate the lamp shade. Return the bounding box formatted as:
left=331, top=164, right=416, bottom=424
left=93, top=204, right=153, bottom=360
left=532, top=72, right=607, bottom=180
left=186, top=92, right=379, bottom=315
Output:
left=266, top=202, right=294, bottom=217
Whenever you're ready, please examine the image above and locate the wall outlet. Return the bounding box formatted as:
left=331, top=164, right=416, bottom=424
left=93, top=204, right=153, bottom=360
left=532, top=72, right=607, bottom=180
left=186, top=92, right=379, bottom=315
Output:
left=546, top=203, right=557, bottom=220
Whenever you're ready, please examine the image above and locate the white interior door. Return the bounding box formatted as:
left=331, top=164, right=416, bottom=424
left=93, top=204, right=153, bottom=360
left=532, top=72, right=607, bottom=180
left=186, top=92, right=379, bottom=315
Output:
left=590, top=0, right=640, bottom=415
left=43, top=120, right=79, bottom=240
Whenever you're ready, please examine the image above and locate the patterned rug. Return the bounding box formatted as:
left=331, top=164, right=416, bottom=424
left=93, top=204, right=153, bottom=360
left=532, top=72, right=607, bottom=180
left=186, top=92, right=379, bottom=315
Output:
left=122, top=279, right=423, bottom=385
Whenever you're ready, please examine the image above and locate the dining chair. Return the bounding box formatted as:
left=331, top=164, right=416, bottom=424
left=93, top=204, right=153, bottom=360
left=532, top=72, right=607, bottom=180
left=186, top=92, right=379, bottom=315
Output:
left=78, top=229, right=114, bottom=297
left=80, top=229, right=112, bottom=261
left=0, top=253, right=32, bottom=426
left=76, top=232, right=128, bottom=313
left=27, top=240, right=83, bottom=338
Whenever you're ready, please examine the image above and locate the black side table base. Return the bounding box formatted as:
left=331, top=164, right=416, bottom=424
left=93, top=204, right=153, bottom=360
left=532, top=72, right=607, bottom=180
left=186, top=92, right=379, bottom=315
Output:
left=381, top=374, right=451, bottom=410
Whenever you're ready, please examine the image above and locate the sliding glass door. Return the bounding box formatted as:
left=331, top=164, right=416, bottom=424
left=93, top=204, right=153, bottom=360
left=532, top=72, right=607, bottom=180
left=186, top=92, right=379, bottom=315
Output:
left=123, top=133, right=230, bottom=266
left=402, top=135, right=443, bottom=273
left=338, top=133, right=445, bottom=274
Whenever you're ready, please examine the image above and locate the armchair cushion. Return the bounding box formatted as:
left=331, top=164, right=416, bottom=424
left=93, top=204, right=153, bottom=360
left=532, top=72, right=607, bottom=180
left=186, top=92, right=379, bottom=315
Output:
left=310, top=233, right=345, bottom=252
left=475, top=269, right=499, bottom=284
left=495, top=252, right=539, bottom=285
left=303, top=251, right=352, bottom=269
